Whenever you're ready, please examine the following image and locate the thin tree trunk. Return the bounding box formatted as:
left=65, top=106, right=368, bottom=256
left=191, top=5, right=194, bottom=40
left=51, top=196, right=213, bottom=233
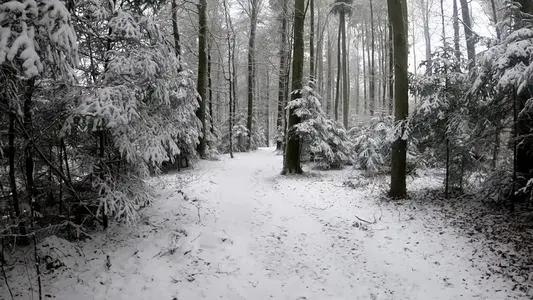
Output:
left=334, top=16, right=342, bottom=121
left=452, top=0, right=461, bottom=62
left=223, top=0, right=234, bottom=158
left=171, top=0, right=181, bottom=60
left=422, top=0, right=432, bottom=75
left=326, top=28, right=333, bottom=116
left=369, top=3, right=376, bottom=117
left=24, top=78, right=36, bottom=223
left=388, top=21, right=393, bottom=115
left=8, top=111, right=19, bottom=217
left=309, top=0, right=315, bottom=80
left=388, top=0, right=409, bottom=198
left=266, top=68, right=270, bottom=146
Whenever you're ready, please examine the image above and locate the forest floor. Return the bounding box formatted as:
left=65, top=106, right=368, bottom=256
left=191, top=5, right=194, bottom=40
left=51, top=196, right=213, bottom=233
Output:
left=2, top=147, right=532, bottom=299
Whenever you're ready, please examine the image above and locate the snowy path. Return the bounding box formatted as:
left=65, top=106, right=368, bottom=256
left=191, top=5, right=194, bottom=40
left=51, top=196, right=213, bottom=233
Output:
left=13, top=148, right=528, bottom=299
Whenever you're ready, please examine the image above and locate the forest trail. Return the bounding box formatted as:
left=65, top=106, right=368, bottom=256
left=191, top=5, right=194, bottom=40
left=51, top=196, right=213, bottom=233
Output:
left=13, top=148, right=526, bottom=299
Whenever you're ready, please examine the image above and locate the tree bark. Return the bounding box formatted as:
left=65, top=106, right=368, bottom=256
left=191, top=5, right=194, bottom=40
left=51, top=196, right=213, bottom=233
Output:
left=196, top=0, right=208, bottom=157
left=247, top=0, right=259, bottom=150
left=452, top=0, right=461, bottom=62
left=388, top=0, right=408, bottom=198
left=459, top=0, right=475, bottom=69
left=369, top=0, right=376, bottom=116
left=171, top=0, right=181, bottom=60
left=334, top=16, right=342, bottom=121
left=309, top=0, right=315, bottom=80
left=342, top=10, right=349, bottom=128
left=282, top=0, right=305, bottom=174
left=276, top=0, right=289, bottom=151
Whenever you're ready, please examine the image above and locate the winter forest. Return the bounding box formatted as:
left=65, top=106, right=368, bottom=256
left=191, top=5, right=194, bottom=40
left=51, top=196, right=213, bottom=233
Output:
left=0, top=0, right=532, bottom=298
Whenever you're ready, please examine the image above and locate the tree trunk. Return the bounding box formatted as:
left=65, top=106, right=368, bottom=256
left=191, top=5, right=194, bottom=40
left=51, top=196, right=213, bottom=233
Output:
left=196, top=0, right=208, bottom=157
left=452, top=0, right=461, bottom=62
left=171, top=0, right=181, bottom=60
left=24, top=78, right=36, bottom=221
left=369, top=0, right=376, bottom=116
left=309, top=0, right=315, bottom=80
left=341, top=10, right=349, bottom=128
left=266, top=68, right=270, bottom=146
left=223, top=0, right=234, bottom=158
left=276, top=0, right=289, bottom=151
left=208, top=40, right=214, bottom=133
left=247, top=0, right=259, bottom=150
left=282, top=0, right=305, bottom=175
left=422, top=0, right=432, bottom=75
left=388, top=21, right=394, bottom=115
left=388, top=0, right=408, bottom=198
left=459, top=0, right=475, bottom=69
left=326, top=28, right=333, bottom=116
left=8, top=111, right=19, bottom=217
left=334, top=16, right=342, bottom=121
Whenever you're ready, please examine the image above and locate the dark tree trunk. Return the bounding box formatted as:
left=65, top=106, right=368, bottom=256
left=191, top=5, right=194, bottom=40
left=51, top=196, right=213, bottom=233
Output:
left=8, top=111, right=19, bottom=217
left=208, top=41, right=214, bottom=133
left=459, top=0, right=475, bottom=69
left=452, top=0, right=461, bottom=63
left=247, top=0, right=259, bottom=151
left=341, top=10, right=349, bottom=128
left=334, top=16, right=342, bottom=121
left=171, top=0, right=181, bottom=60
left=276, top=0, right=289, bottom=151
left=388, top=21, right=393, bottom=115
left=196, top=0, right=208, bottom=157
left=369, top=0, right=376, bottom=116
left=388, top=0, right=409, bottom=198
left=282, top=0, right=305, bottom=175
left=309, top=0, right=315, bottom=80
left=23, top=78, right=36, bottom=220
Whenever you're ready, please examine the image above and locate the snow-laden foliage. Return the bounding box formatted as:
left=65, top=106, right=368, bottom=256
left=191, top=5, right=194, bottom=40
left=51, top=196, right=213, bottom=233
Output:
left=470, top=0, right=533, bottom=201
left=221, top=113, right=265, bottom=153
left=62, top=1, right=201, bottom=223
left=411, top=46, right=480, bottom=193
left=349, top=116, right=419, bottom=174
left=0, top=0, right=78, bottom=79
left=286, top=82, right=352, bottom=169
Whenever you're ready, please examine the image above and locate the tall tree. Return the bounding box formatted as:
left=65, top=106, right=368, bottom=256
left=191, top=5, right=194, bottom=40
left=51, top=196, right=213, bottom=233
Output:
left=247, top=0, right=261, bottom=150
left=282, top=0, right=306, bottom=174
left=197, top=0, right=208, bottom=157
left=459, top=0, right=476, bottom=68
left=387, top=0, right=409, bottom=198
left=310, top=0, right=315, bottom=79
left=276, top=0, right=289, bottom=151
left=369, top=0, right=376, bottom=116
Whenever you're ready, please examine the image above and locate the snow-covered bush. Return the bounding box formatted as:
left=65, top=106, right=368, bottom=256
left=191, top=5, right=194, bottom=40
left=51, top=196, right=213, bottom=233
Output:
left=470, top=0, right=533, bottom=201
left=220, top=113, right=265, bottom=153
left=62, top=1, right=201, bottom=223
left=286, top=82, right=352, bottom=169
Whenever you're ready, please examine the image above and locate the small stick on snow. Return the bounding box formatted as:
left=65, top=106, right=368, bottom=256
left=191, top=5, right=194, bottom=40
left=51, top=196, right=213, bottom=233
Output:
left=354, top=215, right=374, bottom=224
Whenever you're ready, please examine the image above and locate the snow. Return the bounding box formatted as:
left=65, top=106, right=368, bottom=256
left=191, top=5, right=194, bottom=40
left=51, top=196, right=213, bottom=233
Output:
left=1, top=148, right=530, bottom=299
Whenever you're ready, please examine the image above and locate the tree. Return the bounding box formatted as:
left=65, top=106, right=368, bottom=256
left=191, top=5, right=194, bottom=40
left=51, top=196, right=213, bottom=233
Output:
left=332, top=0, right=352, bottom=127
left=387, top=0, right=409, bottom=198
left=197, top=0, right=208, bottom=157
left=459, top=0, right=476, bottom=69
left=276, top=0, right=290, bottom=151
left=282, top=0, right=306, bottom=174
left=246, top=0, right=261, bottom=150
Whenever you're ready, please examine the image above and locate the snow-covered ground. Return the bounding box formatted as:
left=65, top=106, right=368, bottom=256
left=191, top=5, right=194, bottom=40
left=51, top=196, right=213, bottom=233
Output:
left=2, top=148, right=530, bottom=299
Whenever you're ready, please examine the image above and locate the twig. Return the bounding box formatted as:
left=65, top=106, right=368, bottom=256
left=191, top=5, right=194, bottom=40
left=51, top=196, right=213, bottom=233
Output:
left=1, top=238, right=14, bottom=300
left=354, top=215, right=374, bottom=224
left=32, top=234, right=42, bottom=300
